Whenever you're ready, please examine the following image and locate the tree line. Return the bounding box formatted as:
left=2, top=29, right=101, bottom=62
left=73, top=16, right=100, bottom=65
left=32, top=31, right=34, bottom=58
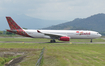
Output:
left=0, top=31, right=15, bottom=36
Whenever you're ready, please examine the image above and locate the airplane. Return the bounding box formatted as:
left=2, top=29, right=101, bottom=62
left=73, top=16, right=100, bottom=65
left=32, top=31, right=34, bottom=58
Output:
left=6, top=17, right=102, bottom=43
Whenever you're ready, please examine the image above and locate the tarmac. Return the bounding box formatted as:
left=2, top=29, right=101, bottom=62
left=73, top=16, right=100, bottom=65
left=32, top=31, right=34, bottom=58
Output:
left=0, top=37, right=105, bottom=44
left=0, top=41, right=105, bottom=44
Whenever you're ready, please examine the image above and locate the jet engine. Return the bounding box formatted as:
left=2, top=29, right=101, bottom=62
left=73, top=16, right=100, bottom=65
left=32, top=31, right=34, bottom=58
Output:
left=59, top=36, right=70, bottom=41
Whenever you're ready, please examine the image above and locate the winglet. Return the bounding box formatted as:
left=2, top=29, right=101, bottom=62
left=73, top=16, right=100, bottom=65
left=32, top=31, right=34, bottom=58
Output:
left=37, top=30, right=41, bottom=33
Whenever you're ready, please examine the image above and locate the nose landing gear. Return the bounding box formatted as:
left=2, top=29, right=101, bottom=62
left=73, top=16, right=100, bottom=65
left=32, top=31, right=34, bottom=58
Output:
left=90, top=39, right=92, bottom=43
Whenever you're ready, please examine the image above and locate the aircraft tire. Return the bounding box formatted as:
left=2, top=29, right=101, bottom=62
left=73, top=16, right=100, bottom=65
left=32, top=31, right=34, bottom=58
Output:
left=90, top=39, right=92, bottom=43
left=50, top=40, right=56, bottom=43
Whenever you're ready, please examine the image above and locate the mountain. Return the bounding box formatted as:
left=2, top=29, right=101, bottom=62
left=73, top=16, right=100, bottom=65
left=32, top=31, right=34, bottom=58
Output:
left=44, top=13, right=105, bottom=32
left=0, top=15, right=66, bottom=30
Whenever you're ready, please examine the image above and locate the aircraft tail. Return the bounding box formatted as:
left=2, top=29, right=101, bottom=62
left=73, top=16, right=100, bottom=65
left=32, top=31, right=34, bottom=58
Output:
left=6, top=17, right=31, bottom=37
left=6, top=17, right=22, bottom=30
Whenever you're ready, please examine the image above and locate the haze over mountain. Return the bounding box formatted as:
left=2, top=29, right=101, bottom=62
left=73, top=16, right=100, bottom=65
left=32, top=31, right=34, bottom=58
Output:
left=1, top=13, right=105, bottom=33
left=44, top=13, right=105, bottom=32
left=0, top=15, right=66, bottom=30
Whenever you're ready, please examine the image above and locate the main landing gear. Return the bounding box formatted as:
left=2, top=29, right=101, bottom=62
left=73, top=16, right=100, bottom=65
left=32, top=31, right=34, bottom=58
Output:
left=90, top=39, right=92, bottom=43
left=50, top=39, right=56, bottom=43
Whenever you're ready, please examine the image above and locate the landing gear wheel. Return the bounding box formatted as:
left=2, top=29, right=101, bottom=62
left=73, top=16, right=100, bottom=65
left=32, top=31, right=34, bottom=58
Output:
left=53, top=40, right=56, bottom=43
left=50, top=40, right=56, bottom=43
left=90, top=39, right=92, bottom=43
left=50, top=40, right=53, bottom=43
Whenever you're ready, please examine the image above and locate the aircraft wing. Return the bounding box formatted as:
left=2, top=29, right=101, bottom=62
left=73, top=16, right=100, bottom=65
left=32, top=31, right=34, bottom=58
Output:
left=37, top=30, right=68, bottom=39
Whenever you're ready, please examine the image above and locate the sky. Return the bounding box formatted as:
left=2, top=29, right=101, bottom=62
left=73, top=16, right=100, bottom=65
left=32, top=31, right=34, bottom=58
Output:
left=0, top=0, right=105, bottom=21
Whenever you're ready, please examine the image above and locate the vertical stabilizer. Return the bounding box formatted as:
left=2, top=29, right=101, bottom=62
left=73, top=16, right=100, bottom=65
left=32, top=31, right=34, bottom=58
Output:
left=6, top=17, right=31, bottom=37
left=6, top=17, right=22, bottom=30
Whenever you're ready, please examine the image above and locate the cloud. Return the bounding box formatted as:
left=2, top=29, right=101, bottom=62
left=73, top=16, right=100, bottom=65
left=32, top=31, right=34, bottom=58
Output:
left=26, top=0, right=105, bottom=20
left=0, top=0, right=105, bottom=20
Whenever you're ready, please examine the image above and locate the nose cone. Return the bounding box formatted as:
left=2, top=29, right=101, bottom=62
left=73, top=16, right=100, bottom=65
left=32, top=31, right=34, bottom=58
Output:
left=99, top=34, right=102, bottom=37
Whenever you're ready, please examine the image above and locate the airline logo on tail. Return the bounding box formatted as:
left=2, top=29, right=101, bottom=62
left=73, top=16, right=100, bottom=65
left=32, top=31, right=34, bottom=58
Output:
left=6, top=17, right=22, bottom=30
left=6, top=17, right=31, bottom=37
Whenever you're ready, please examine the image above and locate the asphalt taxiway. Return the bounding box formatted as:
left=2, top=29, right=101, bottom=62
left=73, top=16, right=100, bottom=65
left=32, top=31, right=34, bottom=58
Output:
left=0, top=41, right=105, bottom=44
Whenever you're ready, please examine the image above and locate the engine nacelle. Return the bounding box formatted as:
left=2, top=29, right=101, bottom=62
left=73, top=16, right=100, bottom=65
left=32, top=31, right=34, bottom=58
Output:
left=59, top=36, right=70, bottom=41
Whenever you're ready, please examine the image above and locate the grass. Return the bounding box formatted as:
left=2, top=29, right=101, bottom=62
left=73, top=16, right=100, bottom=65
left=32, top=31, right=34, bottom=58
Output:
left=0, top=37, right=105, bottom=66
left=0, top=54, right=21, bottom=66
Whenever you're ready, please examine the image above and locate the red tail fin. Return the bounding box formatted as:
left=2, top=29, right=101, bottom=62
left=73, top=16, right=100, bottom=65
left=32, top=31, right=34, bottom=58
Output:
left=6, top=17, right=22, bottom=30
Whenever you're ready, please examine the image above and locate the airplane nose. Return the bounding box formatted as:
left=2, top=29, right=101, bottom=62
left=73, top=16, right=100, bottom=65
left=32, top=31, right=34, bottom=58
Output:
left=99, top=34, right=102, bottom=37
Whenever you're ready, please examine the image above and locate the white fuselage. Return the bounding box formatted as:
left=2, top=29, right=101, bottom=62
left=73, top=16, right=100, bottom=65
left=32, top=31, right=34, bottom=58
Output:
left=24, top=30, right=101, bottom=39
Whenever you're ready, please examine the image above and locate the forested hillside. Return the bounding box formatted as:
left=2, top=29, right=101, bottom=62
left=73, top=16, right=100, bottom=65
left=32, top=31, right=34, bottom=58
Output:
left=44, top=13, right=105, bottom=32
